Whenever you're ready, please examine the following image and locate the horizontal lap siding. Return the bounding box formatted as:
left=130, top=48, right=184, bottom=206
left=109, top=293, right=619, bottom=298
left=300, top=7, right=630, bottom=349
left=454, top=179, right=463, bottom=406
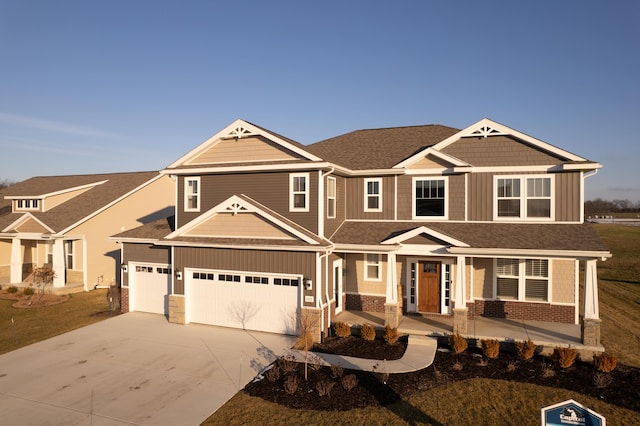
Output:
left=178, top=172, right=318, bottom=233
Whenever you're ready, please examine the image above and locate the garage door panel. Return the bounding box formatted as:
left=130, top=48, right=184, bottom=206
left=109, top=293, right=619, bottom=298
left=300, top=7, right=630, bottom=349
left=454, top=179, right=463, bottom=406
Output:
left=129, top=264, right=170, bottom=315
left=187, top=270, right=300, bottom=334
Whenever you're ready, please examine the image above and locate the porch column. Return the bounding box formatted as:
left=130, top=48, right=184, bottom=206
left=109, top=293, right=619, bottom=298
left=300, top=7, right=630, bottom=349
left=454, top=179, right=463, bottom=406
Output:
left=52, top=239, right=66, bottom=288
left=384, top=252, right=400, bottom=328
left=10, top=237, right=22, bottom=283
left=452, top=255, right=468, bottom=335
left=581, top=259, right=601, bottom=346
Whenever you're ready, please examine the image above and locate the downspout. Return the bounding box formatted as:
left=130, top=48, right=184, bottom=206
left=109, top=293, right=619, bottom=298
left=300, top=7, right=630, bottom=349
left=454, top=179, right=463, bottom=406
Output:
left=582, top=169, right=599, bottom=223
left=318, top=246, right=334, bottom=337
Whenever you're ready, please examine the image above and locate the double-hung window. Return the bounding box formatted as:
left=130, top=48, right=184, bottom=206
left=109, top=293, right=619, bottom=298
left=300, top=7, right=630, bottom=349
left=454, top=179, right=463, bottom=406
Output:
left=413, top=177, right=447, bottom=218
left=495, top=175, right=553, bottom=220
left=65, top=240, right=74, bottom=270
left=290, top=173, right=309, bottom=212
left=184, top=177, right=200, bottom=212
left=364, top=253, right=381, bottom=281
left=495, top=258, right=549, bottom=302
left=327, top=177, right=336, bottom=218
left=364, top=178, right=382, bottom=212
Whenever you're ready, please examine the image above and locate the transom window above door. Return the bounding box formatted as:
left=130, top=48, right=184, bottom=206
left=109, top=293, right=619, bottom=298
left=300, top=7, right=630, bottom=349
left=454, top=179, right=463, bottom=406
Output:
left=413, top=177, right=447, bottom=219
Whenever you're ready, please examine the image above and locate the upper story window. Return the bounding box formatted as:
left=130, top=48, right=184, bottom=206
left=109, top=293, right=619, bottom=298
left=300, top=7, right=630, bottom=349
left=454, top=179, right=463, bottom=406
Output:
left=184, top=177, right=201, bottom=212
left=327, top=177, right=336, bottom=219
left=16, top=199, right=40, bottom=211
left=364, top=178, right=382, bottom=212
left=290, top=173, right=309, bottom=212
left=495, top=258, right=549, bottom=302
left=495, top=175, right=553, bottom=220
left=413, top=177, right=447, bottom=219
left=364, top=253, right=381, bottom=281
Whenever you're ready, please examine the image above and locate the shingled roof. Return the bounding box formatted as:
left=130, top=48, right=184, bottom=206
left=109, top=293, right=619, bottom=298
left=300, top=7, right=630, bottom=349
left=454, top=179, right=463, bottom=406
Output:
left=0, top=171, right=162, bottom=233
left=305, top=124, right=460, bottom=170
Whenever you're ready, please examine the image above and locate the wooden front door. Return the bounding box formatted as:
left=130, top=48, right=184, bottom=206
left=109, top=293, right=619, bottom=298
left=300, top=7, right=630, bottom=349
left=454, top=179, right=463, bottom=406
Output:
left=418, top=261, right=440, bottom=313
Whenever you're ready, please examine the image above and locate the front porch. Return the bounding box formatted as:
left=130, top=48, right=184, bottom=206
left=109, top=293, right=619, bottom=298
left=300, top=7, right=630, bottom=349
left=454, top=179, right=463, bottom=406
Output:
left=334, top=310, right=599, bottom=355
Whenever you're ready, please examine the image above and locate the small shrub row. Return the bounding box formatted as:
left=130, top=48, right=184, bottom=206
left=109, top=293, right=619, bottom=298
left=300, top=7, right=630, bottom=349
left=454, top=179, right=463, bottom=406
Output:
left=448, top=334, right=468, bottom=354
left=593, top=352, right=617, bottom=373
left=7, top=286, right=18, bottom=294
left=515, top=339, right=536, bottom=360
left=23, top=287, right=35, bottom=296
left=384, top=325, right=399, bottom=345
left=481, top=339, right=500, bottom=359
left=334, top=321, right=351, bottom=338
left=553, top=347, right=578, bottom=369
left=360, top=323, right=376, bottom=341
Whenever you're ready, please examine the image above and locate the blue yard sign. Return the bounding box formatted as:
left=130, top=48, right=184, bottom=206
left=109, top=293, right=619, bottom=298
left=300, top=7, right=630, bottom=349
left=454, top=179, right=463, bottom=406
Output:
left=541, top=399, right=605, bottom=426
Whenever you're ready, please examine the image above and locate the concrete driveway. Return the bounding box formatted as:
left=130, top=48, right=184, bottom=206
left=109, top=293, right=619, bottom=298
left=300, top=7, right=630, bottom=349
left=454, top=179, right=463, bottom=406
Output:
left=0, top=312, right=295, bottom=425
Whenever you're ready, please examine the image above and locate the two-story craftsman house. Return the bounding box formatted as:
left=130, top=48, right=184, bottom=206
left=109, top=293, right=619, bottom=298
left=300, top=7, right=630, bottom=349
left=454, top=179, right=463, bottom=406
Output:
left=113, top=118, right=610, bottom=346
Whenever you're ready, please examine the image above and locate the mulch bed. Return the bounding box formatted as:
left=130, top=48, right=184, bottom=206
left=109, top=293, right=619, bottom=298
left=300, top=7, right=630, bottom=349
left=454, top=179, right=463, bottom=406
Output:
left=311, top=335, right=408, bottom=360
left=245, top=340, right=640, bottom=413
left=0, top=289, right=70, bottom=308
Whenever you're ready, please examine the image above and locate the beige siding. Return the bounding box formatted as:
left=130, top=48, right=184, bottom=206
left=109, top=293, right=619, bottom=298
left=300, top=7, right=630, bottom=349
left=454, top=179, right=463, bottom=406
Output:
left=324, top=175, right=346, bottom=237
left=44, top=187, right=92, bottom=211
left=345, top=253, right=386, bottom=296
left=0, top=240, right=10, bottom=268
left=555, top=172, right=581, bottom=222
left=441, top=135, right=560, bottom=166
left=15, top=218, right=49, bottom=233
left=472, top=258, right=494, bottom=299
left=407, top=155, right=451, bottom=169
left=70, top=175, right=174, bottom=287
left=185, top=212, right=295, bottom=240
left=178, top=172, right=318, bottom=233
left=552, top=259, right=575, bottom=304
left=345, top=176, right=395, bottom=220
left=186, top=136, right=303, bottom=165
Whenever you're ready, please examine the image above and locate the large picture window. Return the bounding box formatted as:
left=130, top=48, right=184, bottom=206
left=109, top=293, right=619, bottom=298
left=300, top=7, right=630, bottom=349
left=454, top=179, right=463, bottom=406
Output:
left=495, top=258, right=549, bottom=302
left=184, top=177, right=200, bottom=212
left=495, top=175, right=553, bottom=220
left=413, top=177, right=447, bottom=218
left=364, top=178, right=382, bottom=212
left=290, top=173, right=309, bottom=212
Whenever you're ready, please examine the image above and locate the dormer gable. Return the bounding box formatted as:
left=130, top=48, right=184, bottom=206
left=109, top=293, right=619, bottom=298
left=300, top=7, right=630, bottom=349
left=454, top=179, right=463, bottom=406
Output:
left=6, top=180, right=106, bottom=213
left=165, top=119, right=322, bottom=170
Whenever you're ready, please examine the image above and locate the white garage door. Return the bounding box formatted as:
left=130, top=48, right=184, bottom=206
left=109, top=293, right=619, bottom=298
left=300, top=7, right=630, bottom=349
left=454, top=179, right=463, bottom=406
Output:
left=186, top=269, right=300, bottom=335
left=129, top=263, right=171, bottom=315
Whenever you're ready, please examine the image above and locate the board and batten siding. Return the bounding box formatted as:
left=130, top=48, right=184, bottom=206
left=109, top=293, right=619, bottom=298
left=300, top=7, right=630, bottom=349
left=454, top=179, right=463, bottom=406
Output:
left=324, top=175, right=346, bottom=238
left=177, top=172, right=318, bottom=233
left=555, top=172, right=581, bottom=222
left=395, top=174, right=464, bottom=221
left=121, top=243, right=171, bottom=287
left=345, top=176, right=395, bottom=220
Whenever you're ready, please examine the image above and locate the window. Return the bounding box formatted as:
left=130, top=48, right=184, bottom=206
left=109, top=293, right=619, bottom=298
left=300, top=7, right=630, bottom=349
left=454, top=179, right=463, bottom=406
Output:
left=65, top=241, right=74, bottom=270
left=290, top=173, right=309, bottom=211
left=413, top=177, right=447, bottom=218
left=364, top=178, right=382, bottom=212
left=495, top=258, right=549, bottom=302
left=495, top=175, right=553, bottom=220
left=364, top=253, right=381, bottom=281
left=184, top=177, right=200, bottom=212
left=16, top=199, right=40, bottom=211
left=46, top=241, right=53, bottom=265
left=327, top=177, right=336, bottom=218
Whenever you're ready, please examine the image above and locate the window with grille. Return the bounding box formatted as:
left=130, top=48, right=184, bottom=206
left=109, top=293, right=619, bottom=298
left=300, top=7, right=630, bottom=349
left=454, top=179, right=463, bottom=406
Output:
left=495, top=258, right=549, bottom=302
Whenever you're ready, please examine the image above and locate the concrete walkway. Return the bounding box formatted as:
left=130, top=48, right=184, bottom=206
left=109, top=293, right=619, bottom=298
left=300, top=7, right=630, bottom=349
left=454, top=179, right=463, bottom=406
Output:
left=287, top=335, right=438, bottom=373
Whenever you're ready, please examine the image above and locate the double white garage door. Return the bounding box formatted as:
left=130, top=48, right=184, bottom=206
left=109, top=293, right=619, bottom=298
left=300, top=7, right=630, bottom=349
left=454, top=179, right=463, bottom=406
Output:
left=128, top=263, right=300, bottom=335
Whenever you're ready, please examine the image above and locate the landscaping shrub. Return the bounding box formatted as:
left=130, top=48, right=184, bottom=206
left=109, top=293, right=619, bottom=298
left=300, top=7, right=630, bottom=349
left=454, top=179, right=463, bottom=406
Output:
left=506, top=361, right=517, bottom=372
left=308, top=355, right=323, bottom=371
left=279, top=356, right=298, bottom=374
left=541, top=364, right=556, bottom=378
left=330, top=364, right=344, bottom=379
left=593, top=372, right=613, bottom=388
left=316, top=380, right=335, bottom=397
left=341, top=374, right=358, bottom=391
left=384, top=325, right=399, bottom=345
left=515, top=339, right=536, bottom=360
left=593, top=352, right=617, bottom=373
left=23, top=287, right=35, bottom=296
left=553, top=347, right=578, bottom=369
left=448, top=334, right=468, bottom=354
left=360, top=323, right=376, bottom=341
left=7, top=286, right=18, bottom=294
left=452, top=361, right=463, bottom=371
left=334, top=321, right=351, bottom=338
left=481, top=339, right=500, bottom=359
left=265, top=365, right=280, bottom=382
left=283, top=375, right=299, bottom=395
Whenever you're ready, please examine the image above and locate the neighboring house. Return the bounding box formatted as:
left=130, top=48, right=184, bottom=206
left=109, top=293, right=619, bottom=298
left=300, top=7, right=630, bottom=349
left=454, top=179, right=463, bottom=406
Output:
left=113, top=118, right=610, bottom=346
left=0, top=172, right=174, bottom=292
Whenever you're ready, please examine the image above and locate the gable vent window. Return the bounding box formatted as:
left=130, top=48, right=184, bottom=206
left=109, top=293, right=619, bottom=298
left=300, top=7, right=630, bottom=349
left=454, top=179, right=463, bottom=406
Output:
left=185, top=177, right=201, bottom=212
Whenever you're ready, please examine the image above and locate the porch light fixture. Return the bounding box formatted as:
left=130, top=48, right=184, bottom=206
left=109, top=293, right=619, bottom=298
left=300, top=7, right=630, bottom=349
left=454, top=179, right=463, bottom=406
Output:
left=305, top=279, right=312, bottom=290
left=176, top=271, right=183, bottom=280
left=121, top=265, right=128, bottom=273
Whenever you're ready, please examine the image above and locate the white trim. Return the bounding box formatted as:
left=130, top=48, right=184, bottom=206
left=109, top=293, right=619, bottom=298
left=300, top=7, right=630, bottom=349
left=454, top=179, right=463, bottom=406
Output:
left=412, top=176, right=449, bottom=220
left=166, top=194, right=320, bottom=245
left=493, top=174, right=555, bottom=221
left=156, top=240, right=325, bottom=252
left=4, top=180, right=107, bottom=200
left=289, top=172, right=310, bottom=212
left=574, top=260, right=580, bottom=324
left=364, top=253, right=382, bottom=281
left=2, top=213, right=55, bottom=233
left=332, top=259, right=343, bottom=314
left=184, top=176, right=201, bottom=212
left=326, top=176, right=336, bottom=219
left=393, top=175, right=398, bottom=221
left=163, top=162, right=332, bottom=175
left=448, top=247, right=612, bottom=259
left=364, top=178, right=382, bottom=212
left=493, top=258, right=551, bottom=302
left=166, top=119, right=322, bottom=169
left=381, top=225, right=469, bottom=247
left=394, top=147, right=470, bottom=169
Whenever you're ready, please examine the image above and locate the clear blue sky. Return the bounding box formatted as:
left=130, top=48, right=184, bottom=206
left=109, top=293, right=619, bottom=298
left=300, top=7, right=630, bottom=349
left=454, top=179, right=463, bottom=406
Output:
left=1, top=1, right=638, bottom=202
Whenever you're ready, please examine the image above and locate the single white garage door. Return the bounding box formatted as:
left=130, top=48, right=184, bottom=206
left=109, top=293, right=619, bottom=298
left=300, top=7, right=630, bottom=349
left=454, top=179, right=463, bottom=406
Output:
left=129, top=263, right=171, bottom=315
left=186, top=269, right=300, bottom=334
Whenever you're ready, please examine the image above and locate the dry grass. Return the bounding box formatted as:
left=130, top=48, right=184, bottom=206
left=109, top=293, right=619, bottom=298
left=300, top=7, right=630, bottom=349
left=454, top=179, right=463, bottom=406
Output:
left=0, top=289, right=113, bottom=355
left=204, top=379, right=640, bottom=425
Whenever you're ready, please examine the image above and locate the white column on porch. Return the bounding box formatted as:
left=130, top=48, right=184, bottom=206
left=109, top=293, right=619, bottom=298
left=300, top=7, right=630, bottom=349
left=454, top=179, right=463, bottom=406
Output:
left=52, top=239, right=66, bottom=288
left=583, top=259, right=600, bottom=320
left=454, top=255, right=467, bottom=308
left=385, top=252, right=398, bottom=304
left=10, top=237, right=22, bottom=283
